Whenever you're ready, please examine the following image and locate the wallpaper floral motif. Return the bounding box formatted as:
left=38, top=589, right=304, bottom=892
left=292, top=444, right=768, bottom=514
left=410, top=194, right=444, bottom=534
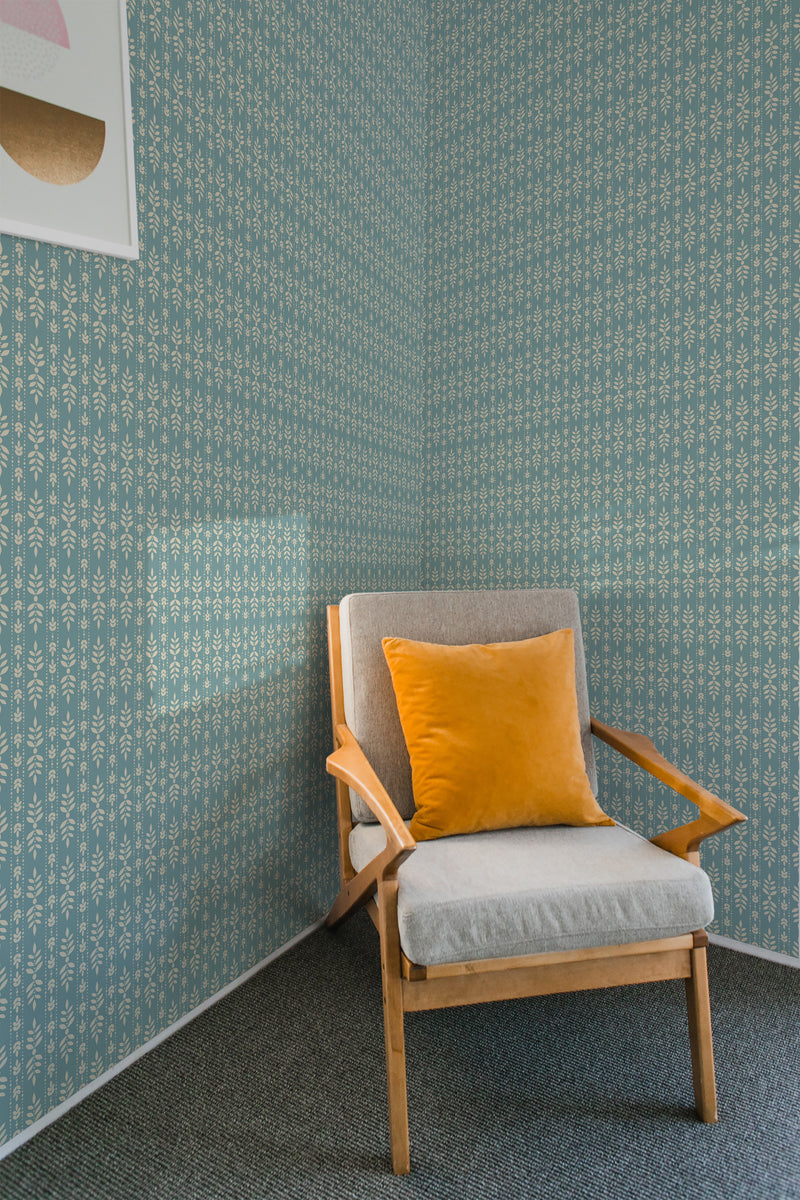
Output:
left=1, top=0, right=797, bottom=1155
left=424, top=0, right=798, bottom=955
left=0, top=0, right=428, bottom=1144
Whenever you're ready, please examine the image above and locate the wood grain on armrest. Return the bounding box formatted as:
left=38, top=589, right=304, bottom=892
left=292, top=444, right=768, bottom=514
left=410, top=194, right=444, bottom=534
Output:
left=326, top=724, right=416, bottom=861
left=590, top=717, right=746, bottom=861
left=325, top=725, right=415, bottom=928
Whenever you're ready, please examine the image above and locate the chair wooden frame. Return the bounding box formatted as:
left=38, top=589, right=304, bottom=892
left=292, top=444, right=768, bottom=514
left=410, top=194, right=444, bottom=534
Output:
left=325, top=605, right=746, bottom=1174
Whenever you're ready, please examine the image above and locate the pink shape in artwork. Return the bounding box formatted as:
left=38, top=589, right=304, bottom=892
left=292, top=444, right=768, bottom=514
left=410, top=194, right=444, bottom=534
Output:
left=0, top=0, right=69, bottom=48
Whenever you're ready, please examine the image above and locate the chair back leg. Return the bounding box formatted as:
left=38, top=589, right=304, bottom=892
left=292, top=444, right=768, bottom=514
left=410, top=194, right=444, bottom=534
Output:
left=378, top=879, right=411, bottom=1173
left=685, top=940, right=718, bottom=1122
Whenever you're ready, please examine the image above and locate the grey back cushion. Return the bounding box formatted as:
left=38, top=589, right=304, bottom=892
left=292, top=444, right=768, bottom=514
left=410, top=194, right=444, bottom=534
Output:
left=339, top=589, right=598, bottom=823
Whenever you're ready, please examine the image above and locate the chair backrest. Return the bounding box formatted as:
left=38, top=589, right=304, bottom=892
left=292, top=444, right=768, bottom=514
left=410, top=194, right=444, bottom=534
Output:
left=338, top=589, right=597, bottom=823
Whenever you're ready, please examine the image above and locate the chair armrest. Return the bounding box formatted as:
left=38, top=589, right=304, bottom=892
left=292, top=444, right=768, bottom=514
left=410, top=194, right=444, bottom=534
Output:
left=590, top=717, right=746, bottom=862
left=326, top=724, right=416, bottom=868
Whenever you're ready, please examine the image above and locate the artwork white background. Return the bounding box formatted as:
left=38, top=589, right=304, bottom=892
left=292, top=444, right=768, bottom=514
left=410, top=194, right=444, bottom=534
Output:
left=0, top=0, right=137, bottom=257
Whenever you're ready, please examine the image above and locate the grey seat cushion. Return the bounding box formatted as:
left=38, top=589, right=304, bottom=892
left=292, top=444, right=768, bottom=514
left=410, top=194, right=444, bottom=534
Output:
left=339, top=589, right=597, bottom=822
left=349, top=821, right=714, bottom=966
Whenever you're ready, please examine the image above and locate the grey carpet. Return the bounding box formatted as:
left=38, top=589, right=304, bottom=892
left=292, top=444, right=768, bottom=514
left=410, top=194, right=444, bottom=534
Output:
left=1, top=914, right=798, bottom=1200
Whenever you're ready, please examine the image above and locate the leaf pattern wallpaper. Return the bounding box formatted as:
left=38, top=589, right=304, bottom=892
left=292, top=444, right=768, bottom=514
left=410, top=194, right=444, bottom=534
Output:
left=0, top=0, right=797, bottom=1151
left=424, top=0, right=798, bottom=958
left=0, top=0, right=428, bottom=1143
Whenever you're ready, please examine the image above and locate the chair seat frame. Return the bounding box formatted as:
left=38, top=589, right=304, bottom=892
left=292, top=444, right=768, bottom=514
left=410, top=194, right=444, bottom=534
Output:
left=325, top=605, right=746, bottom=1174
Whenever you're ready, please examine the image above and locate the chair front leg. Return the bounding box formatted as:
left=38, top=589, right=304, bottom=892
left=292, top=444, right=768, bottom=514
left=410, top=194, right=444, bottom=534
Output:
left=685, top=937, right=718, bottom=1123
left=378, top=877, right=410, bottom=1174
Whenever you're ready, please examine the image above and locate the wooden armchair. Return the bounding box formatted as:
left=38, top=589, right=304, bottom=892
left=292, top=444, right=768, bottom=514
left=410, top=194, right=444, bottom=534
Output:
left=325, top=590, right=745, bottom=1174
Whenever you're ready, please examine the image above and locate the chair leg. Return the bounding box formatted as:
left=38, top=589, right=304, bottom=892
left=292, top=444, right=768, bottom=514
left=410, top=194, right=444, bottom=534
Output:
left=378, top=878, right=410, bottom=1174
left=685, top=942, right=718, bottom=1123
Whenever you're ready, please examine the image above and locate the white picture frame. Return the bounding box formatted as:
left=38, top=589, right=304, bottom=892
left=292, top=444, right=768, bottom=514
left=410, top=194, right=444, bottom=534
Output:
left=0, top=0, right=138, bottom=259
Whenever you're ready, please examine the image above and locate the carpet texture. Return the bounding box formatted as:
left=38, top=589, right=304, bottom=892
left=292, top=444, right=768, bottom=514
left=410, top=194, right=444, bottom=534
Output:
left=1, top=915, right=798, bottom=1199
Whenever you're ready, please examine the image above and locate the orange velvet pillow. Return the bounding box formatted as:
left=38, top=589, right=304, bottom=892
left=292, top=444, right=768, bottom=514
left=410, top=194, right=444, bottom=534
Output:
left=382, top=629, right=613, bottom=841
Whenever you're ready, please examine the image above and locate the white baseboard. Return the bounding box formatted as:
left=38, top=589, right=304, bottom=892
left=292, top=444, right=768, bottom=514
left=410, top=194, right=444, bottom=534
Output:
left=0, top=918, right=325, bottom=1163
left=708, top=932, right=800, bottom=968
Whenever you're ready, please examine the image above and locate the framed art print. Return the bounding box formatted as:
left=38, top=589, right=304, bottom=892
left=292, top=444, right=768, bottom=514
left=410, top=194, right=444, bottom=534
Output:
left=0, top=0, right=138, bottom=259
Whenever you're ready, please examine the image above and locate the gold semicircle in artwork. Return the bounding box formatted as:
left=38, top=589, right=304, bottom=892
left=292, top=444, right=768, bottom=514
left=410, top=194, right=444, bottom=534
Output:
left=0, top=86, right=105, bottom=184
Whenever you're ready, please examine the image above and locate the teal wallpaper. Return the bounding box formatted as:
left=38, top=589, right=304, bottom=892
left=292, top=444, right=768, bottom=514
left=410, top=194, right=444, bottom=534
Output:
left=425, top=0, right=798, bottom=955
left=2, top=0, right=798, bottom=1154
left=0, top=0, right=427, bottom=1143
